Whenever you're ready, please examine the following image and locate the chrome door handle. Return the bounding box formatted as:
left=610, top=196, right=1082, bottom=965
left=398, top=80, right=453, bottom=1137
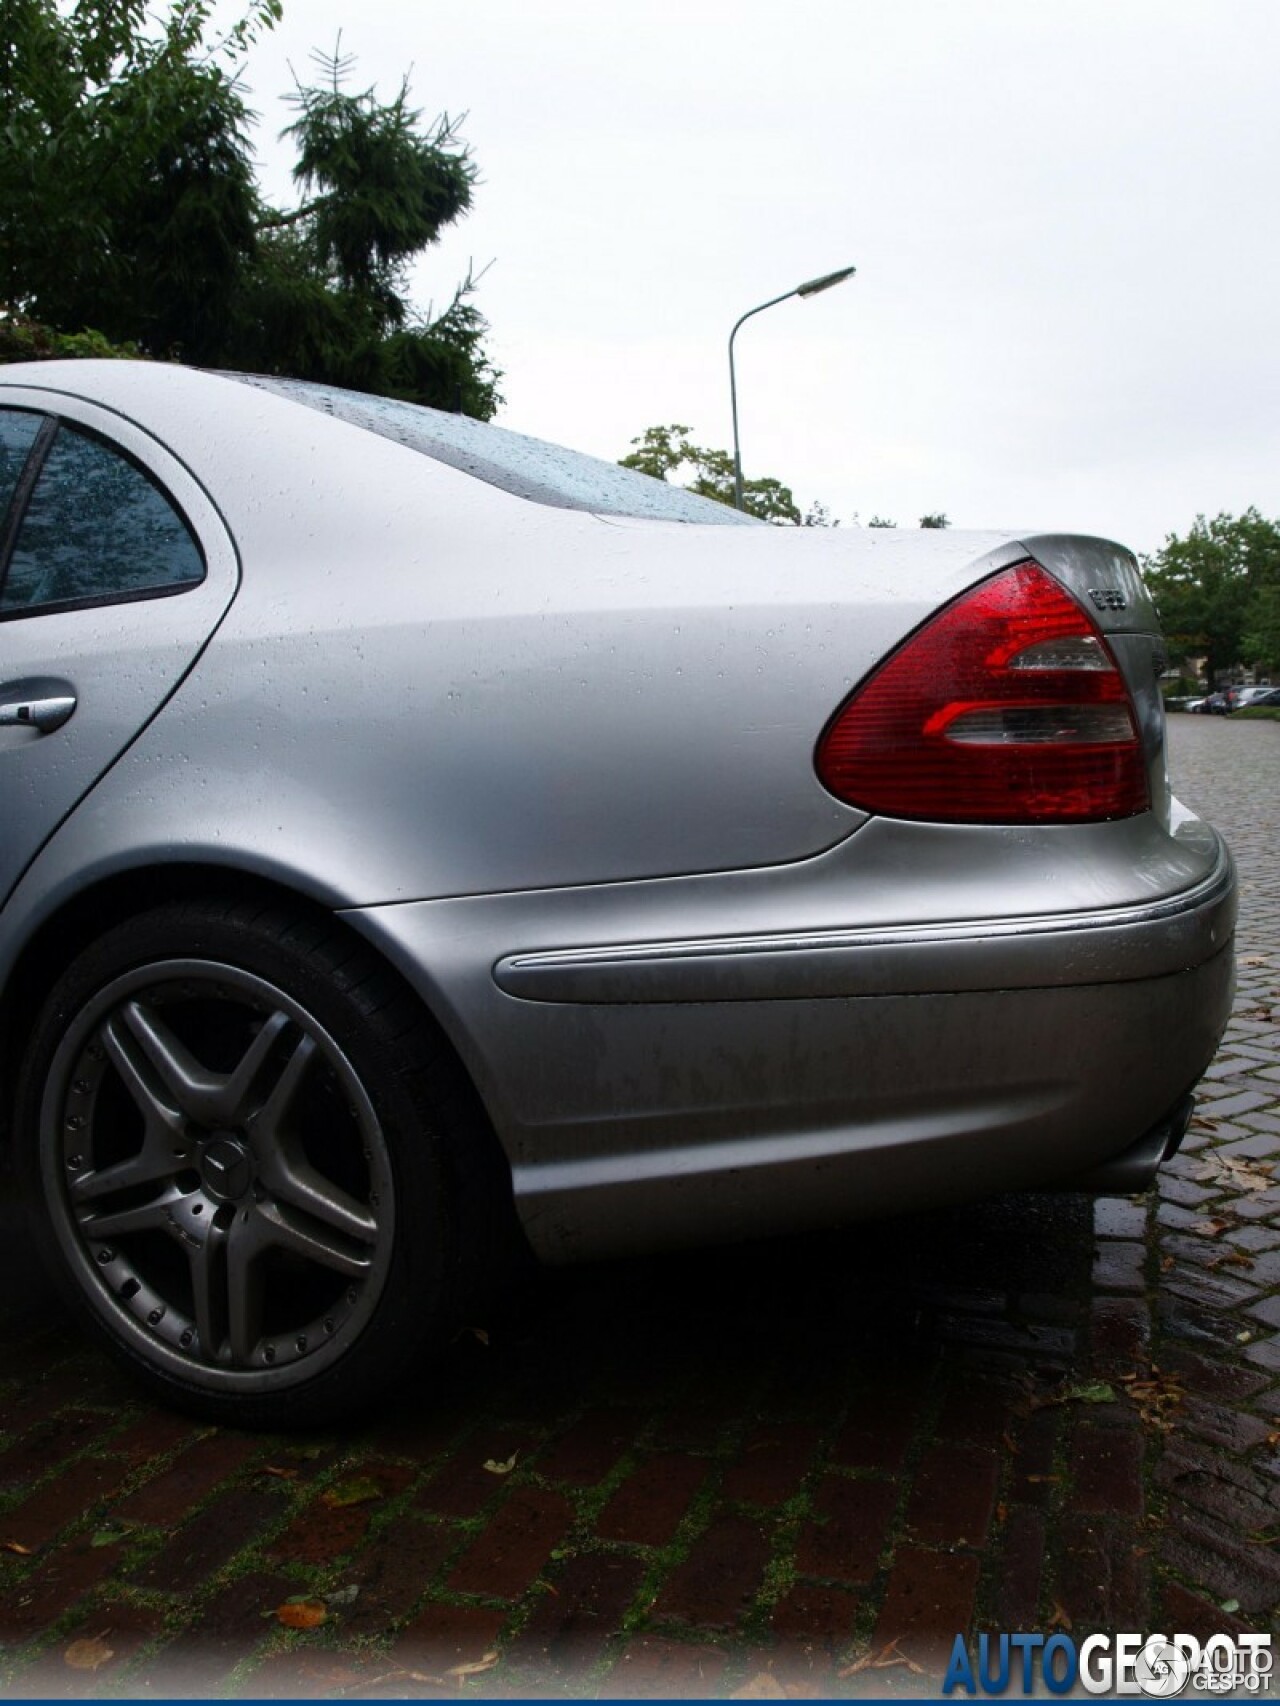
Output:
left=0, top=695, right=77, bottom=732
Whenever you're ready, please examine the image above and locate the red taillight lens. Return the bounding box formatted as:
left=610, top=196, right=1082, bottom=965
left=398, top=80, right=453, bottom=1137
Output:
left=815, top=560, right=1149, bottom=823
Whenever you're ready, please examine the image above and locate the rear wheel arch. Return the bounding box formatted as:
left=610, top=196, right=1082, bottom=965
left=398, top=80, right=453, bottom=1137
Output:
left=3, top=867, right=479, bottom=1134
left=1, top=872, right=528, bottom=1393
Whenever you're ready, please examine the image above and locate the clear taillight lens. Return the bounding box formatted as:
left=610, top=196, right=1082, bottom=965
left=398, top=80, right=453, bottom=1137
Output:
left=815, top=560, right=1149, bottom=823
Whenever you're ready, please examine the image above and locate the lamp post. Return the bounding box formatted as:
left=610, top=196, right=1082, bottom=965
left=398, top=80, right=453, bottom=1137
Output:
left=729, top=265, right=856, bottom=512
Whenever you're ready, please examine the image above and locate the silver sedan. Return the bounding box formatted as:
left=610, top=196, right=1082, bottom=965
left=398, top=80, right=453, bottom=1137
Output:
left=0, top=362, right=1235, bottom=1424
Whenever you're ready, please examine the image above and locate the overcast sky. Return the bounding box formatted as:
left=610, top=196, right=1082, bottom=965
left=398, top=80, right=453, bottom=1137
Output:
left=231, top=1, right=1279, bottom=555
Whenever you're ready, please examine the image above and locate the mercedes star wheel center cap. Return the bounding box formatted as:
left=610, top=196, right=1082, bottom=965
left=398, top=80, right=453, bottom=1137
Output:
left=200, top=1135, right=253, bottom=1201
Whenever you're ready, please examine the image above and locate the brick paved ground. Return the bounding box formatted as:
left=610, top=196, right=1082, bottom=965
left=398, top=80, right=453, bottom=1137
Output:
left=0, top=713, right=1276, bottom=1699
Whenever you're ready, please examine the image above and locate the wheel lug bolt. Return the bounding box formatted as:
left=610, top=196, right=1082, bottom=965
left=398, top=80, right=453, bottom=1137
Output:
left=66, top=1115, right=85, bottom=1131
left=295, top=1335, right=306, bottom=1352
left=86, top=1043, right=104, bottom=1061
left=68, top=1155, right=83, bottom=1170
left=148, top=1307, right=164, bottom=1325
left=73, top=1079, right=90, bottom=1095
left=180, top=1329, right=193, bottom=1347
left=324, top=1318, right=335, bottom=1334
left=96, top=1248, right=114, bottom=1264
left=264, top=1345, right=276, bottom=1364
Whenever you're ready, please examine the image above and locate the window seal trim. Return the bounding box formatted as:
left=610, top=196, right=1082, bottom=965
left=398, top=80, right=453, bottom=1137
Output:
left=0, top=576, right=203, bottom=623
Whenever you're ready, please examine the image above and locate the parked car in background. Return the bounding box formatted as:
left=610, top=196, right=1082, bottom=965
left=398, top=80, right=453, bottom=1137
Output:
left=0, top=362, right=1237, bottom=1424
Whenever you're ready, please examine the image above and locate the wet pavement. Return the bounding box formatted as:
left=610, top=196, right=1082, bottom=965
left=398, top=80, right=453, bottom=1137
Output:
left=0, top=711, right=1277, bottom=1698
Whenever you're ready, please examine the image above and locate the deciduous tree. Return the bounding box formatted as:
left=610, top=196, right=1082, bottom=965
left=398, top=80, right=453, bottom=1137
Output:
left=1143, top=510, right=1280, bottom=681
left=619, top=423, right=801, bottom=524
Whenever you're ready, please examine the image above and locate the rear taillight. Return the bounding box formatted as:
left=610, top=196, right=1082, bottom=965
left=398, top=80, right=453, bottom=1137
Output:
left=815, top=560, right=1149, bottom=823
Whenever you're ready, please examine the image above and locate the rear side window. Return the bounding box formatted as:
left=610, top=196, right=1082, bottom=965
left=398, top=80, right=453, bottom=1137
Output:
left=0, top=423, right=205, bottom=616
left=226, top=373, right=760, bottom=526
left=0, top=408, right=44, bottom=535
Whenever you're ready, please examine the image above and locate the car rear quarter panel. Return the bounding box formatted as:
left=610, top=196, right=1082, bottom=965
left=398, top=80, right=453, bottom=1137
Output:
left=0, top=368, right=1046, bottom=906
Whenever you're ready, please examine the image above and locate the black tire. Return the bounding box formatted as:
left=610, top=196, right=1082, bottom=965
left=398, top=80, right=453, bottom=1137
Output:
left=16, top=896, right=488, bottom=1428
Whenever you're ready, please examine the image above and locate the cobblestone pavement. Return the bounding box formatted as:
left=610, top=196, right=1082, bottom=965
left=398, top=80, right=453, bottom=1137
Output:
left=0, top=714, right=1276, bottom=1699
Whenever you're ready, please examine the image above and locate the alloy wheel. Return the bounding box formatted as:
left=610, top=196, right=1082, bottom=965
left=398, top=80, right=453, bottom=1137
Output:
left=40, top=959, right=395, bottom=1391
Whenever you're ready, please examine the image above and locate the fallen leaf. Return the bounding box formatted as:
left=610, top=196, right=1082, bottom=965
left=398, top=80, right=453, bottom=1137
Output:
left=1122, top=1370, right=1185, bottom=1431
left=1208, top=1250, right=1254, bottom=1270
left=1239, top=955, right=1267, bottom=967
left=731, top=1675, right=789, bottom=1699
left=321, top=1476, right=383, bottom=1509
left=276, top=1599, right=328, bottom=1630
left=259, top=1464, right=300, bottom=1480
left=996, top=1501, right=1009, bottom=1524
left=1195, top=1154, right=1275, bottom=1193
left=470, top=1327, right=490, bottom=1346
left=1266, top=1432, right=1280, bottom=1449
left=446, top=1650, right=499, bottom=1679
left=1048, top=1600, right=1073, bottom=1632
left=1034, top=1380, right=1116, bottom=1410
left=1026, top=1474, right=1061, bottom=1484
left=1, top=1540, right=34, bottom=1555
left=483, top=1452, right=519, bottom=1475
left=325, top=1584, right=360, bottom=1608
left=1222, top=1597, right=1241, bottom=1614
left=64, top=1633, right=114, bottom=1672
left=1190, top=1216, right=1235, bottom=1238
left=838, top=1638, right=923, bottom=1678
left=1161, top=1254, right=1175, bottom=1272
left=88, top=1522, right=137, bottom=1549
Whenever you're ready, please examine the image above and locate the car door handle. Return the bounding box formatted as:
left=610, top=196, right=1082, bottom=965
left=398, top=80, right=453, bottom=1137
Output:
left=0, top=694, right=77, bottom=733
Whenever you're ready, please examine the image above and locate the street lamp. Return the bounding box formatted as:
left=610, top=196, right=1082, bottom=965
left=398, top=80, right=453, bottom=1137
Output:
left=729, top=265, right=856, bottom=512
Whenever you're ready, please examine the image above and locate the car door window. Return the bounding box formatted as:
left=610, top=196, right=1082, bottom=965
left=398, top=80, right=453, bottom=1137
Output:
left=0, top=408, right=46, bottom=536
left=0, top=422, right=204, bottom=617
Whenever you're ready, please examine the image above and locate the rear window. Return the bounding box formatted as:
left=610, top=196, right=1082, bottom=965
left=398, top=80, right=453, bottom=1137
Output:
left=222, top=374, right=757, bottom=526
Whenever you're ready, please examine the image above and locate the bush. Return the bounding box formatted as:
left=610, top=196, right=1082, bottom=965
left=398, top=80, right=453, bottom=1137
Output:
left=0, top=312, right=143, bottom=364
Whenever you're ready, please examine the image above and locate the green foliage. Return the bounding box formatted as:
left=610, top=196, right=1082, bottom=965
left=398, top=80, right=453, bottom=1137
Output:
left=1143, top=509, right=1280, bottom=680
left=619, top=425, right=951, bottom=533
left=0, top=5, right=498, bottom=415
left=0, top=312, right=141, bottom=363
left=1241, top=583, right=1280, bottom=676
left=619, top=423, right=801, bottom=524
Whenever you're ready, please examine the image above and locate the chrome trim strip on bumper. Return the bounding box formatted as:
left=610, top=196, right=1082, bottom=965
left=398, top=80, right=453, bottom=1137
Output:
left=494, top=838, right=1235, bottom=1004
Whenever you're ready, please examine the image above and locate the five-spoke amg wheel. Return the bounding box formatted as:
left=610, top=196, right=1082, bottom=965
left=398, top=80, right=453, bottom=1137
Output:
left=19, top=901, right=464, bottom=1426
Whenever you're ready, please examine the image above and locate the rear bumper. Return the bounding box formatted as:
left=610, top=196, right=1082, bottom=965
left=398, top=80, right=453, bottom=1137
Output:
left=345, top=829, right=1236, bottom=1263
